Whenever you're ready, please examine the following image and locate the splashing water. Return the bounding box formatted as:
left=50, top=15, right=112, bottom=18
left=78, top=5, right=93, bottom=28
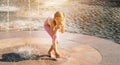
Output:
left=15, top=46, right=39, bottom=60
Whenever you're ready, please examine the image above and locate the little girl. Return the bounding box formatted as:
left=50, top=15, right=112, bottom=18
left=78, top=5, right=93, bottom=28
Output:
left=44, top=11, right=65, bottom=58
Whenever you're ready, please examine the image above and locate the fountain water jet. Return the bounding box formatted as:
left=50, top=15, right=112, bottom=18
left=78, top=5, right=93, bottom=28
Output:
left=24, top=0, right=32, bottom=46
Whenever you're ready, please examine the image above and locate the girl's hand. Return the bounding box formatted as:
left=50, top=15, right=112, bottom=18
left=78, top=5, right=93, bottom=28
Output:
left=56, top=25, right=61, bottom=29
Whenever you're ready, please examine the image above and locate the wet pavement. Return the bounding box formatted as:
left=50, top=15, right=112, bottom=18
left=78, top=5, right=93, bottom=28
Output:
left=0, top=31, right=119, bottom=65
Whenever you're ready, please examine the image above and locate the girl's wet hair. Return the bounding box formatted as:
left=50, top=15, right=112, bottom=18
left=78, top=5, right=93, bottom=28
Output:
left=53, top=11, right=65, bottom=25
left=54, top=11, right=64, bottom=18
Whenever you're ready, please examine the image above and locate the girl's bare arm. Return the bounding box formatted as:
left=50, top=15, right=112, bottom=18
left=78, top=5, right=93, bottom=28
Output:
left=52, top=25, right=59, bottom=35
left=45, top=18, right=50, bottom=25
left=60, top=25, right=65, bottom=33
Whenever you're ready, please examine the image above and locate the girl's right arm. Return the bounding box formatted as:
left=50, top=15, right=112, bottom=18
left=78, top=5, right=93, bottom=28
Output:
left=45, top=18, right=50, bottom=25
left=52, top=25, right=59, bottom=35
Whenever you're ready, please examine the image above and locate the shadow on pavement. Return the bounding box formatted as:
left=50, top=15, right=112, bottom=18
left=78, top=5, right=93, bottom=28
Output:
left=0, top=53, right=56, bottom=62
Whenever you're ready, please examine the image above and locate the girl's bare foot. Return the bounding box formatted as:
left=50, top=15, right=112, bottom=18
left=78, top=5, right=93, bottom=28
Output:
left=55, top=53, right=61, bottom=58
left=48, top=51, right=55, bottom=58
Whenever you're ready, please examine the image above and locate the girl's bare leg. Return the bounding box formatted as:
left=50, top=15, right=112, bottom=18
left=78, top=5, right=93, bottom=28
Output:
left=54, top=40, right=61, bottom=58
left=48, top=42, right=55, bottom=57
left=48, top=39, right=61, bottom=58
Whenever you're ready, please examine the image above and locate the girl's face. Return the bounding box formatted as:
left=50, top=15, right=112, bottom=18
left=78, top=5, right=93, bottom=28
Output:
left=54, top=11, right=65, bottom=27
left=55, top=17, right=64, bottom=26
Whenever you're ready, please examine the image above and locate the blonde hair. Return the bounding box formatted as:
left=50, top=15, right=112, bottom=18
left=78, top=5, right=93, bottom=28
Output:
left=54, top=11, right=64, bottom=18
left=54, top=11, right=65, bottom=26
left=54, top=11, right=65, bottom=33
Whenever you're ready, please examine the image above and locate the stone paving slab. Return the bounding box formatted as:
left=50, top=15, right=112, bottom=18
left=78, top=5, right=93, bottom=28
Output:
left=0, top=31, right=119, bottom=65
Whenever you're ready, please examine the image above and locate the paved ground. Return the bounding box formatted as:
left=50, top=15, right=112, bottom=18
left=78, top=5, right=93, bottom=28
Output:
left=0, top=31, right=120, bottom=65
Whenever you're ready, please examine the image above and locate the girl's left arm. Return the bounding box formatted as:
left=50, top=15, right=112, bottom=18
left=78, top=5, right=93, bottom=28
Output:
left=60, top=25, right=65, bottom=33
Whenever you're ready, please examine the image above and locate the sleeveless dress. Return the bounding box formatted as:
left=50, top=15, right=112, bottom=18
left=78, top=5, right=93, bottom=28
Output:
left=44, top=17, right=59, bottom=43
